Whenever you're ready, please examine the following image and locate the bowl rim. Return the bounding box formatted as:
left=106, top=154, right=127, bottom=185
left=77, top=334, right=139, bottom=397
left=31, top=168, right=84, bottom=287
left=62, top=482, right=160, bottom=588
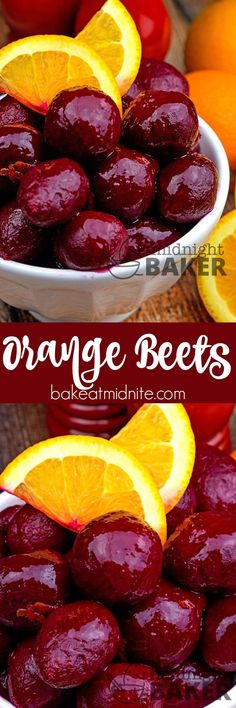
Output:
left=0, top=116, right=230, bottom=284
left=0, top=490, right=235, bottom=708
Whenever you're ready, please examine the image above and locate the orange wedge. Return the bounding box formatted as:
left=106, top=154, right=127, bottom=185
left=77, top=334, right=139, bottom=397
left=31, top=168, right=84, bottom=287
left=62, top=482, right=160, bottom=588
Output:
left=0, top=435, right=167, bottom=543
left=197, top=210, right=236, bottom=322
left=231, top=450, right=236, bottom=461
left=76, top=0, right=141, bottom=95
left=0, top=35, right=122, bottom=114
left=113, top=404, right=196, bottom=513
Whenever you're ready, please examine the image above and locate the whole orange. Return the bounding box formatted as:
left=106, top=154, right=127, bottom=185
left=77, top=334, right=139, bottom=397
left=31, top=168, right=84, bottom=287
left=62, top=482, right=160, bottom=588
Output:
left=186, top=70, right=236, bottom=170
left=185, top=0, right=236, bottom=74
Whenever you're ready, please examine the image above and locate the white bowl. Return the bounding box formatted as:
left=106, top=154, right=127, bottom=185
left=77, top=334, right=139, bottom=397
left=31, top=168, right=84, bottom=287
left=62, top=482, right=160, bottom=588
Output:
left=0, top=491, right=235, bottom=708
left=0, top=117, right=230, bottom=322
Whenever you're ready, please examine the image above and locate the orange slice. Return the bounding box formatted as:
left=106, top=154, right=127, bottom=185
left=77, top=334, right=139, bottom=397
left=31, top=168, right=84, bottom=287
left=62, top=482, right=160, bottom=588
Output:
left=197, top=210, right=236, bottom=322
left=0, top=435, right=167, bottom=543
left=231, top=450, right=236, bottom=461
left=113, top=404, right=196, bottom=513
left=76, top=0, right=141, bottom=95
left=0, top=35, right=122, bottom=114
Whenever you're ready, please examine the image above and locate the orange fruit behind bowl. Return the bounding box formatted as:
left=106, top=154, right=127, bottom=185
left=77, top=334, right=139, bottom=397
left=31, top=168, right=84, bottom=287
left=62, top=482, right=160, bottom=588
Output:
left=185, top=0, right=236, bottom=74
left=186, top=70, right=236, bottom=170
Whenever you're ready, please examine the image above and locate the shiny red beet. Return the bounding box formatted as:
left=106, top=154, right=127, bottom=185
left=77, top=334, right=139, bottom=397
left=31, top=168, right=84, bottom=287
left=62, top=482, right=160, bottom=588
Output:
left=0, top=626, right=15, bottom=667
left=0, top=95, right=41, bottom=129
left=167, top=484, right=197, bottom=536
left=203, top=597, right=236, bottom=672
left=137, top=59, right=189, bottom=96
left=120, top=578, right=204, bottom=671
left=162, top=659, right=233, bottom=708
left=0, top=504, right=21, bottom=532
left=0, top=550, right=71, bottom=628
left=93, top=146, right=158, bottom=222
left=76, top=663, right=163, bottom=707
left=122, top=91, right=198, bottom=160
left=45, top=87, right=121, bottom=163
left=164, top=512, right=236, bottom=592
left=0, top=124, right=43, bottom=169
left=18, top=158, right=90, bottom=227
left=8, top=637, right=64, bottom=707
left=35, top=601, right=121, bottom=689
left=0, top=202, right=44, bottom=263
left=126, top=217, right=180, bottom=260
left=7, top=504, right=74, bottom=555
left=54, top=211, right=128, bottom=269
left=156, top=154, right=218, bottom=223
left=192, top=443, right=236, bottom=514
left=71, top=512, right=163, bottom=606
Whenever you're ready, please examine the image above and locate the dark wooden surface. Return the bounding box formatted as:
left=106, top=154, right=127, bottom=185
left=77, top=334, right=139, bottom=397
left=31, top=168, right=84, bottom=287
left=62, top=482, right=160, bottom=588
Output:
left=0, top=0, right=231, bottom=324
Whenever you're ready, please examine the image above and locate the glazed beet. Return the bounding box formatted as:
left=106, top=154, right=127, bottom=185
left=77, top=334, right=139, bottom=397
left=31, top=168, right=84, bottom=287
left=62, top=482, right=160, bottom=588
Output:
left=76, top=663, right=162, bottom=707
left=167, top=484, right=197, bottom=536
left=35, top=601, right=121, bottom=689
left=126, top=217, right=180, bottom=260
left=192, top=443, right=236, bottom=514
left=8, top=637, right=64, bottom=707
left=203, top=597, right=236, bottom=672
left=93, top=146, right=158, bottom=222
left=0, top=95, right=41, bottom=130
left=18, top=158, right=90, bottom=227
left=0, top=550, right=71, bottom=628
left=0, top=626, right=14, bottom=667
left=0, top=202, right=44, bottom=263
left=156, top=154, right=218, bottom=223
left=71, top=512, right=163, bottom=606
left=137, top=59, right=189, bottom=96
left=0, top=504, right=21, bottom=533
left=0, top=124, right=43, bottom=169
left=161, top=659, right=233, bottom=708
left=120, top=578, right=204, bottom=671
left=45, top=87, right=121, bottom=163
left=7, top=504, right=74, bottom=555
left=164, top=511, right=236, bottom=592
left=122, top=91, right=198, bottom=160
left=54, top=211, right=128, bottom=269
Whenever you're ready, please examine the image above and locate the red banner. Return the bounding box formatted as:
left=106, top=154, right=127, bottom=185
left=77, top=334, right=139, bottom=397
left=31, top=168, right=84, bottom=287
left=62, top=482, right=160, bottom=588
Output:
left=0, top=323, right=235, bottom=402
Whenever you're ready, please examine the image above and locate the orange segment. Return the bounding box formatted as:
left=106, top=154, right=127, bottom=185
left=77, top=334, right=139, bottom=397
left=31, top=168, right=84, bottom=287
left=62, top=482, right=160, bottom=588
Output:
left=0, top=35, right=122, bottom=114
left=113, top=404, right=196, bottom=513
left=231, top=451, right=236, bottom=461
left=197, top=210, right=236, bottom=322
left=76, top=0, right=141, bottom=95
left=0, top=435, right=167, bottom=543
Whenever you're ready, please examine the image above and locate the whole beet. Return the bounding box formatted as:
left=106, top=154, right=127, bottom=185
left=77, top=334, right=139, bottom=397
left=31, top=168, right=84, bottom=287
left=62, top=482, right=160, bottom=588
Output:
left=203, top=596, right=236, bottom=672
left=71, top=511, right=163, bottom=606
left=35, top=601, right=121, bottom=689
left=0, top=550, right=71, bottom=628
left=164, top=511, right=236, bottom=592
left=76, top=663, right=163, bottom=707
left=192, top=443, right=236, bottom=514
left=120, top=578, right=204, bottom=671
left=8, top=636, right=65, bottom=707
left=7, top=504, right=74, bottom=554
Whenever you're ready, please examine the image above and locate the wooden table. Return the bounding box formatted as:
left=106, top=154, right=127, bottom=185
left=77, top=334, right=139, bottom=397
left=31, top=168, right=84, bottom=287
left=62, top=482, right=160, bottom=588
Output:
left=0, top=0, right=231, bottom=324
